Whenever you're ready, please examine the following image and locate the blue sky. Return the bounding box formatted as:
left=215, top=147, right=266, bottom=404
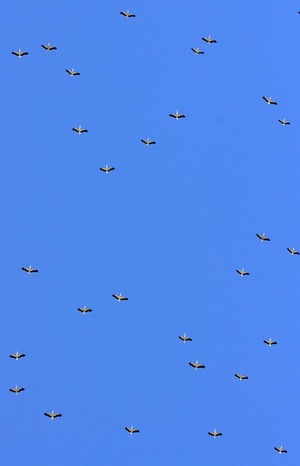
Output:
left=1, top=1, right=299, bottom=464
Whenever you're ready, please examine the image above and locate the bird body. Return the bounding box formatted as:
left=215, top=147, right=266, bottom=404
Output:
left=10, top=352, right=26, bottom=360
left=77, top=306, right=92, bottom=314
left=9, top=385, right=25, bottom=394
left=125, top=426, right=139, bottom=434
left=278, top=118, right=290, bottom=125
left=274, top=446, right=287, bottom=454
left=263, top=338, right=277, bottom=346
left=256, top=233, right=270, bottom=241
left=120, top=11, right=136, bottom=18
left=141, top=138, right=156, bottom=145
left=202, top=36, right=217, bottom=43
left=72, top=125, right=88, bottom=134
left=191, top=47, right=204, bottom=54
left=169, top=110, right=185, bottom=119
left=66, top=69, right=80, bottom=76
left=236, top=269, right=249, bottom=276
left=208, top=429, right=222, bottom=438
left=99, top=165, right=115, bottom=173
left=179, top=334, right=192, bottom=343
left=41, top=43, right=57, bottom=51
left=262, top=96, right=277, bottom=105
left=12, top=49, right=28, bottom=57
left=287, top=247, right=299, bottom=255
left=22, top=266, right=38, bottom=274
left=189, top=360, right=205, bottom=369
left=235, top=374, right=248, bottom=380
left=112, top=293, right=128, bottom=301
left=44, top=411, right=62, bottom=420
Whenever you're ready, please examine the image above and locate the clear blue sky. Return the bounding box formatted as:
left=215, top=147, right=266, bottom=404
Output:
left=1, top=1, right=299, bottom=464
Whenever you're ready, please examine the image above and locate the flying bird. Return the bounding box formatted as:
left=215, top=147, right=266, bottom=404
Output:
left=112, top=293, right=128, bottom=301
left=191, top=47, right=204, bottom=54
left=41, top=43, right=57, bottom=51
left=202, top=36, right=217, bottom=43
left=99, top=165, right=115, bottom=173
left=120, top=11, right=136, bottom=18
left=66, top=69, right=80, bottom=76
left=278, top=118, right=290, bottom=125
left=12, top=49, right=28, bottom=57
left=141, top=138, right=156, bottom=145
left=236, top=269, right=249, bottom=276
left=274, top=446, right=287, bottom=454
left=287, top=247, right=299, bottom=255
left=262, top=96, right=277, bottom=105
left=125, top=426, right=139, bottom=434
left=263, top=338, right=277, bottom=346
left=9, top=385, right=25, bottom=394
left=22, top=266, right=38, bottom=274
left=189, top=360, right=205, bottom=369
left=235, top=374, right=248, bottom=380
left=208, top=429, right=222, bottom=438
left=77, top=306, right=92, bottom=314
left=10, top=352, right=26, bottom=360
left=179, top=334, right=192, bottom=343
left=72, top=125, right=88, bottom=134
left=169, top=110, right=186, bottom=119
left=44, top=411, right=62, bottom=420
left=256, top=233, right=270, bottom=241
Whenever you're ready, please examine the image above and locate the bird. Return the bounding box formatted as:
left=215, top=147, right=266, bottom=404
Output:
left=141, top=138, right=156, bottom=145
left=41, top=43, right=57, bottom=51
left=179, top=334, right=192, bottom=343
left=256, top=233, right=270, bottom=241
left=120, top=11, right=136, bottom=18
left=10, top=352, right=26, bottom=360
left=287, top=247, right=300, bottom=255
left=72, top=125, right=88, bottom=134
left=191, top=47, right=204, bottom=54
left=21, top=266, right=38, bottom=274
left=263, top=338, right=277, bottom=346
left=274, top=446, right=287, bottom=454
left=44, top=411, right=62, bottom=420
left=77, top=306, right=92, bottom=314
left=235, top=374, right=248, bottom=380
left=112, top=293, right=128, bottom=301
left=12, top=49, right=28, bottom=57
left=262, top=96, right=277, bottom=105
left=208, top=429, right=222, bottom=438
left=278, top=118, right=290, bottom=125
left=202, top=36, right=217, bottom=43
left=189, top=360, right=205, bottom=369
left=9, top=385, right=25, bottom=394
left=66, top=69, right=80, bottom=76
left=125, top=426, right=139, bottom=434
left=99, top=165, right=115, bottom=173
left=236, top=269, right=249, bottom=276
left=169, top=110, right=186, bottom=119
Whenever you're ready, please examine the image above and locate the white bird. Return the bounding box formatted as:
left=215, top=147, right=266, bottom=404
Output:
left=12, top=49, right=28, bottom=57
left=72, top=125, right=88, bottom=134
left=41, top=43, right=57, bottom=51
left=169, top=110, right=185, bottom=119
left=125, top=426, right=139, bottom=434
left=208, top=429, right=222, bottom=438
left=99, top=165, right=115, bottom=173
left=22, top=266, right=38, bottom=274
left=66, top=68, right=80, bottom=76
left=44, top=410, right=62, bottom=420
left=262, top=96, right=277, bottom=105
left=10, top=352, right=26, bottom=360
left=112, top=293, right=128, bottom=301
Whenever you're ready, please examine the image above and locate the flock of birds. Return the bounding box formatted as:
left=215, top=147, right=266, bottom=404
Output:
left=9, top=7, right=299, bottom=459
